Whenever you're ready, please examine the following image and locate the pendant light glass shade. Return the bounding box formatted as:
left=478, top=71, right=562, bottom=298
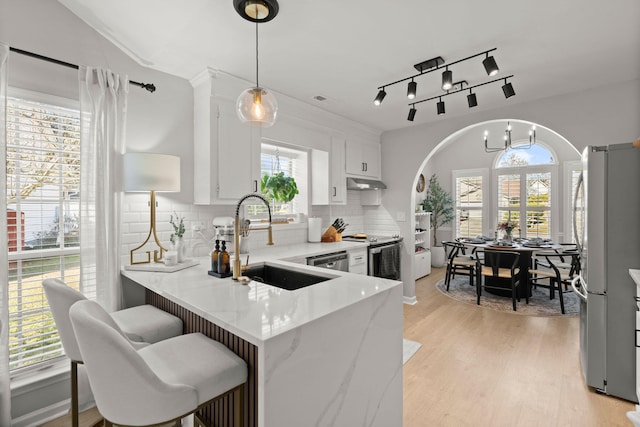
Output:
left=441, top=69, right=453, bottom=90
left=436, top=99, right=445, bottom=115
left=237, top=87, right=278, bottom=127
left=483, top=55, right=499, bottom=76
left=407, top=80, right=417, bottom=99
left=502, top=81, right=516, bottom=98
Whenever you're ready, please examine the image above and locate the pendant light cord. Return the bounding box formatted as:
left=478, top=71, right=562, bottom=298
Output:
left=255, top=21, right=260, bottom=88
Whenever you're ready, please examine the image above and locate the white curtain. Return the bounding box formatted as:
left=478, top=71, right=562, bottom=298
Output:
left=79, top=67, right=129, bottom=312
left=0, top=42, right=10, bottom=426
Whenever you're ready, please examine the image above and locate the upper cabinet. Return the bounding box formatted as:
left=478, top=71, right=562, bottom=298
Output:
left=192, top=72, right=260, bottom=205
left=310, top=136, right=346, bottom=206
left=345, top=138, right=380, bottom=179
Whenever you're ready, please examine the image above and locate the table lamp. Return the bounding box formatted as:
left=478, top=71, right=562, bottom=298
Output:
left=124, top=153, right=180, bottom=264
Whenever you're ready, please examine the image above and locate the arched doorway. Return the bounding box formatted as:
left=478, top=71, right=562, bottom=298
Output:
left=409, top=119, right=580, bottom=300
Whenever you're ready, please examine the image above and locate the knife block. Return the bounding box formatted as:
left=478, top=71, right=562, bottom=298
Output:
left=321, top=226, right=342, bottom=242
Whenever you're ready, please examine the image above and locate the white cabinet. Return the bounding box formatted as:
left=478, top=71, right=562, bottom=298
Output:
left=330, top=137, right=347, bottom=204
left=345, top=138, right=380, bottom=179
left=311, top=136, right=347, bottom=206
left=348, top=246, right=368, bottom=275
left=414, top=251, right=431, bottom=279
left=192, top=73, right=260, bottom=204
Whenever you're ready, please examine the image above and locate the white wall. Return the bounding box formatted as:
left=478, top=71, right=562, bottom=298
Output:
left=381, top=79, right=640, bottom=301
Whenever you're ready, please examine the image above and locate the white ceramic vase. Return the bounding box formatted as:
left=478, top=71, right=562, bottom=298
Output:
left=431, top=246, right=446, bottom=267
left=173, top=237, right=185, bottom=263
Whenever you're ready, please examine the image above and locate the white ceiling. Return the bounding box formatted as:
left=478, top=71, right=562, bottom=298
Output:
left=57, top=0, right=640, bottom=132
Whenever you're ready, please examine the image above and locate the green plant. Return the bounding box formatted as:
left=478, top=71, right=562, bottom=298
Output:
left=421, top=174, right=454, bottom=247
left=169, top=212, right=185, bottom=244
left=261, top=172, right=299, bottom=205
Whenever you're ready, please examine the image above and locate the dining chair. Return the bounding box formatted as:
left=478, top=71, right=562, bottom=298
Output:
left=443, top=241, right=475, bottom=290
left=475, top=249, right=524, bottom=311
left=69, top=299, right=247, bottom=427
left=43, top=278, right=183, bottom=427
left=529, top=252, right=579, bottom=314
left=533, top=244, right=580, bottom=290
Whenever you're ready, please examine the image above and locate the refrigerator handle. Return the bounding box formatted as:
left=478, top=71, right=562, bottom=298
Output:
left=571, top=276, right=587, bottom=301
left=573, top=171, right=584, bottom=254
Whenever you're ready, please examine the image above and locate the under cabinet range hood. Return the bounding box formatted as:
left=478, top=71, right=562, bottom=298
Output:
left=346, top=177, right=387, bottom=190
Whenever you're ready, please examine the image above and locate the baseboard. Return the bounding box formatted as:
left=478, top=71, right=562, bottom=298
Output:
left=403, top=295, right=417, bottom=305
left=11, top=399, right=70, bottom=427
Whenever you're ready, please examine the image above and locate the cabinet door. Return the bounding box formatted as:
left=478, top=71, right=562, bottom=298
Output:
left=345, top=141, right=365, bottom=175
left=217, top=104, right=260, bottom=200
left=331, top=137, right=346, bottom=204
left=345, top=139, right=381, bottom=179
left=361, top=141, right=380, bottom=178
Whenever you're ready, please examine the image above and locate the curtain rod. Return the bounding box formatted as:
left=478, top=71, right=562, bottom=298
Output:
left=9, top=47, right=156, bottom=93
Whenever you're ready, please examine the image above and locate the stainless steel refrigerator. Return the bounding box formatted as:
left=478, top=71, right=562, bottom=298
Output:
left=572, top=142, right=640, bottom=402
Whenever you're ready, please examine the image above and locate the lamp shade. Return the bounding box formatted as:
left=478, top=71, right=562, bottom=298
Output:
left=124, top=153, right=180, bottom=192
left=236, top=87, right=278, bottom=127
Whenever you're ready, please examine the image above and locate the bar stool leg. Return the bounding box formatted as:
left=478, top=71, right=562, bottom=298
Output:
left=71, top=360, right=78, bottom=427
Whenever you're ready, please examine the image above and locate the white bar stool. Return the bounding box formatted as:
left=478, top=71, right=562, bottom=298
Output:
left=69, top=299, right=247, bottom=427
left=43, top=278, right=183, bottom=427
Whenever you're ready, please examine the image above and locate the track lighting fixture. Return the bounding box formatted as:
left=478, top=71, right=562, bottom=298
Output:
left=502, top=79, right=515, bottom=98
left=374, top=88, right=387, bottom=106
left=442, top=68, right=453, bottom=90
left=235, top=0, right=279, bottom=127
left=374, top=48, right=514, bottom=119
left=407, top=80, right=417, bottom=99
left=467, top=90, right=478, bottom=108
left=436, top=98, right=445, bottom=115
left=406, top=75, right=513, bottom=118
left=407, top=106, right=417, bottom=121
left=484, top=122, right=537, bottom=152
left=483, top=53, right=499, bottom=76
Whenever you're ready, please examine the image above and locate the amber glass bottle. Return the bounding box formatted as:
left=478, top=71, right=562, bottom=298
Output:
left=211, top=240, right=220, bottom=273
left=218, top=241, right=230, bottom=274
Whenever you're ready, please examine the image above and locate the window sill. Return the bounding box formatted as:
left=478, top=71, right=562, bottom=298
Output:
left=10, top=358, right=69, bottom=395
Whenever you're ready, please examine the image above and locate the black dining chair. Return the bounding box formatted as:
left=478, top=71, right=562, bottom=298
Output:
left=443, top=241, right=475, bottom=290
left=529, top=251, right=580, bottom=314
left=475, top=249, right=524, bottom=311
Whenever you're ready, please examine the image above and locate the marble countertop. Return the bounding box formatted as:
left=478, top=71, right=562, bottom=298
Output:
left=121, top=240, right=401, bottom=346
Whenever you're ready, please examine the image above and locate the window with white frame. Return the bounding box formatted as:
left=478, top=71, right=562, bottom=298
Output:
left=495, top=144, right=556, bottom=239
left=6, top=93, right=86, bottom=372
left=453, top=170, right=487, bottom=239
left=247, top=141, right=308, bottom=220
left=564, top=160, right=582, bottom=244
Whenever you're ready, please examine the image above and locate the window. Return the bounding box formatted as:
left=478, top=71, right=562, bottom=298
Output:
left=6, top=93, right=84, bottom=372
left=495, top=144, right=556, bottom=239
left=248, top=142, right=308, bottom=220
left=453, top=170, right=486, bottom=239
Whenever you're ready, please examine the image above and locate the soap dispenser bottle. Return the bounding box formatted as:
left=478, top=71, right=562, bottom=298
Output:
left=211, top=240, right=220, bottom=273
left=218, top=241, right=230, bottom=274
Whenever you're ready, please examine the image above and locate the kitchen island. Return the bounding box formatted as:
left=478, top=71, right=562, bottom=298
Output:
left=121, top=241, right=403, bottom=427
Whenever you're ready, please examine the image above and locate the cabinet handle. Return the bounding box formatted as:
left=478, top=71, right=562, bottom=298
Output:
left=253, top=180, right=258, bottom=192
left=362, top=162, right=365, bottom=172
left=365, top=162, right=368, bottom=172
left=333, top=186, right=337, bottom=197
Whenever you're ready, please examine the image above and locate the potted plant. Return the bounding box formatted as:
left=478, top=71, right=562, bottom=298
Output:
left=421, top=174, right=454, bottom=267
left=260, top=172, right=299, bottom=216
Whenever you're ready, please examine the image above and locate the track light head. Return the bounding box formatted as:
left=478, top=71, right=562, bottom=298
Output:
left=483, top=54, right=499, bottom=76
left=502, top=81, right=516, bottom=98
left=374, top=89, right=387, bottom=106
left=436, top=98, right=445, bottom=115
left=407, top=80, right=417, bottom=99
left=407, top=107, right=417, bottom=121
left=441, top=69, right=453, bottom=90
left=467, top=91, right=478, bottom=108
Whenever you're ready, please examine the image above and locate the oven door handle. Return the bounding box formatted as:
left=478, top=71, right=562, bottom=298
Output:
left=369, top=247, right=383, bottom=254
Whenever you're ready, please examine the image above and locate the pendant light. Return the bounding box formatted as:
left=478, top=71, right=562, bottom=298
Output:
left=235, top=1, right=279, bottom=127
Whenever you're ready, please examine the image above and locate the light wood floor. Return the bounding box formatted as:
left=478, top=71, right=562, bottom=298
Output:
left=42, top=267, right=635, bottom=426
left=403, top=267, right=634, bottom=427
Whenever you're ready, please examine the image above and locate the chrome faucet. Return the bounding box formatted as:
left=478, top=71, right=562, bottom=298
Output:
left=233, top=193, right=274, bottom=280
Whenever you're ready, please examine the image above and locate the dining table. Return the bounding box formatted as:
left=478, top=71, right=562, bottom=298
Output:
left=458, top=238, right=561, bottom=298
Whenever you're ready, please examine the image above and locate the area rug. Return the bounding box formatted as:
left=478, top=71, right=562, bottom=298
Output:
left=403, top=339, right=422, bottom=364
left=435, top=277, right=580, bottom=316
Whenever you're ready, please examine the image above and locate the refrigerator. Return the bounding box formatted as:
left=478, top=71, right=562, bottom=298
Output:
left=572, top=142, right=640, bottom=402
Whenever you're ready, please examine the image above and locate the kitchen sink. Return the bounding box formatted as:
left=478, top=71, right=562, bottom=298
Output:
left=242, top=263, right=334, bottom=291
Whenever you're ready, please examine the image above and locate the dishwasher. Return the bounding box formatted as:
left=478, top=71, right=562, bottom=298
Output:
left=306, top=251, right=349, bottom=272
